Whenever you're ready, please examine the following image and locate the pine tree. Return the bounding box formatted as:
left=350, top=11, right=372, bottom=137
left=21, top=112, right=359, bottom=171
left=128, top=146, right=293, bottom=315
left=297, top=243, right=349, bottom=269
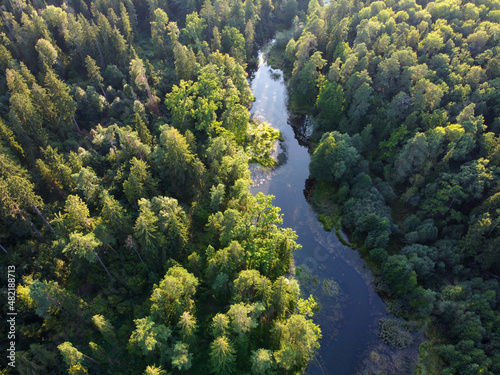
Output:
left=85, top=55, right=107, bottom=99
left=209, top=336, right=236, bottom=375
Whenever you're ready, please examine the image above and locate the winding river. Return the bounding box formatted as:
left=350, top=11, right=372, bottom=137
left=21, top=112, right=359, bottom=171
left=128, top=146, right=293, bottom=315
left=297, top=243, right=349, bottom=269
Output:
left=249, top=49, right=390, bottom=374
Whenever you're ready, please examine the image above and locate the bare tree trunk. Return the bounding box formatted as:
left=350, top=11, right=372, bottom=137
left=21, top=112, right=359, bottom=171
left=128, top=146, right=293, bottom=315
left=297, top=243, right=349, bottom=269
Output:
left=32, top=204, right=54, bottom=232
left=95, top=253, right=114, bottom=282
left=30, top=222, right=43, bottom=239
left=133, top=247, right=149, bottom=272
left=81, top=353, right=100, bottom=365
left=488, top=272, right=500, bottom=280
left=73, top=117, right=82, bottom=134
left=0, top=244, right=8, bottom=254
left=45, top=293, right=64, bottom=314
left=487, top=220, right=498, bottom=237
left=106, top=243, right=123, bottom=261
left=99, top=82, right=108, bottom=100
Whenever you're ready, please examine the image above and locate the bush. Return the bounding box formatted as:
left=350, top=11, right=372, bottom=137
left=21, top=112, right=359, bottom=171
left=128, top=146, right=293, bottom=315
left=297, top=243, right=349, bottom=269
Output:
left=378, top=318, right=414, bottom=348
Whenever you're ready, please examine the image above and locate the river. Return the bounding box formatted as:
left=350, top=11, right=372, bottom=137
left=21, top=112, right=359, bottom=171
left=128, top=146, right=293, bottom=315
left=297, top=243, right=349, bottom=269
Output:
left=248, top=49, right=390, bottom=374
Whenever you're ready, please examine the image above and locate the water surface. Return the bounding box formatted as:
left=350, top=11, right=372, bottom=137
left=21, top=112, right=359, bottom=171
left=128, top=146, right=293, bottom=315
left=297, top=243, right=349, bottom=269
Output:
left=249, top=50, right=389, bottom=375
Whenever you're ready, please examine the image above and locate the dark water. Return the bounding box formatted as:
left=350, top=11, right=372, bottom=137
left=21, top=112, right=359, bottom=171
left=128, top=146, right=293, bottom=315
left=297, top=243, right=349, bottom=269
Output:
left=249, top=50, right=389, bottom=375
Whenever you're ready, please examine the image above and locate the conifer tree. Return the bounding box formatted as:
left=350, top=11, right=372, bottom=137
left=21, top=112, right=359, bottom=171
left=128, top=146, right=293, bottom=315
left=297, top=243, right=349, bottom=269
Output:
left=209, top=336, right=236, bottom=375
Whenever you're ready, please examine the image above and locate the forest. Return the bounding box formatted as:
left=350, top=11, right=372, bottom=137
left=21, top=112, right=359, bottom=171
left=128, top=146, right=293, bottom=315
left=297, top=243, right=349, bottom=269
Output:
left=0, top=0, right=499, bottom=374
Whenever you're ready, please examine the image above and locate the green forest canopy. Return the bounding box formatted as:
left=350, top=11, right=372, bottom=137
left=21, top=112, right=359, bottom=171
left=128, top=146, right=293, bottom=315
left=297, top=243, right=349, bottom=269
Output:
left=1, top=0, right=500, bottom=374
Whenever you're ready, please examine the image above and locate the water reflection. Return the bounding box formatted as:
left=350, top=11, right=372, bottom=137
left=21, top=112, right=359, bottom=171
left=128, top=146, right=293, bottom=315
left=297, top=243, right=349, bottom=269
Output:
left=289, top=114, right=314, bottom=149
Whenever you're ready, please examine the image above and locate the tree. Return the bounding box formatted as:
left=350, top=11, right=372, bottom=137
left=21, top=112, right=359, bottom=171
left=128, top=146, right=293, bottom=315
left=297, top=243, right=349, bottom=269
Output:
left=177, top=311, right=197, bottom=342
left=212, top=26, right=222, bottom=51
left=134, top=199, right=162, bottom=262
left=130, top=58, right=159, bottom=113
left=393, top=132, right=432, bottom=181
left=123, top=157, right=154, bottom=205
left=345, top=81, right=373, bottom=132
left=309, top=131, right=361, bottom=183
left=129, top=316, right=171, bottom=358
left=281, top=0, right=298, bottom=28
left=0, top=117, right=25, bottom=159
left=58, top=195, right=90, bottom=233
left=221, top=26, right=246, bottom=63
left=6, top=68, right=47, bottom=156
left=85, top=56, right=107, bottom=99
left=207, top=241, right=245, bottom=281
left=152, top=126, right=205, bottom=199
left=315, top=79, right=345, bottom=131
left=227, top=302, right=261, bottom=337
left=211, top=313, right=230, bottom=337
left=209, top=336, right=236, bottom=375
left=150, top=195, right=188, bottom=259
left=0, top=154, right=48, bottom=236
left=201, top=0, right=217, bottom=48
left=29, top=280, right=64, bottom=318
left=210, top=183, right=226, bottom=212
left=164, top=80, right=197, bottom=130
left=72, top=167, right=100, bottom=203
left=132, top=103, right=153, bottom=146
left=171, top=342, right=193, bottom=370
left=100, top=191, right=131, bottom=238
left=35, top=38, right=58, bottom=69
left=290, top=51, right=326, bottom=108
left=268, top=277, right=300, bottom=318
left=57, top=342, right=85, bottom=368
left=292, top=32, right=318, bottom=75
left=151, top=8, right=170, bottom=57
left=381, top=255, right=417, bottom=297
left=210, top=193, right=301, bottom=278
left=467, top=30, right=489, bottom=56
left=182, top=12, right=207, bottom=54
left=119, top=2, right=133, bottom=42
left=92, top=314, right=116, bottom=342
left=144, top=366, right=166, bottom=375
left=43, top=68, right=78, bottom=133
left=221, top=103, right=249, bottom=143
left=251, top=349, right=275, bottom=375
left=417, top=31, right=444, bottom=57
left=150, top=266, right=199, bottom=324
left=232, top=269, right=271, bottom=304
left=63, top=232, right=114, bottom=281
left=169, top=22, right=200, bottom=81
left=422, top=178, right=468, bottom=223
left=411, top=78, right=446, bottom=112
left=244, top=20, right=254, bottom=58
left=17, top=344, right=57, bottom=375
left=37, top=145, right=75, bottom=193
left=273, top=315, right=321, bottom=372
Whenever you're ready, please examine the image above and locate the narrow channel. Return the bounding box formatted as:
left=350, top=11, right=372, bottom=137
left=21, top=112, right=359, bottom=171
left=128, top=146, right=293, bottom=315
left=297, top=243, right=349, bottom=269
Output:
left=249, top=48, right=389, bottom=374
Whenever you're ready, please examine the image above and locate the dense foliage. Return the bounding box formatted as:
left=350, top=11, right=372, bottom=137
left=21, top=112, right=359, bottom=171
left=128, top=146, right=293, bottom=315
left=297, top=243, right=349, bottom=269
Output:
left=0, top=0, right=321, bottom=374
left=277, top=0, right=500, bottom=373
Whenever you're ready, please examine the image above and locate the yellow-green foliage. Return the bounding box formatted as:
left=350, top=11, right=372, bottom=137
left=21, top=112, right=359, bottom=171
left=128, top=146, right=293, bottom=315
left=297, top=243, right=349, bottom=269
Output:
left=245, top=121, right=281, bottom=167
